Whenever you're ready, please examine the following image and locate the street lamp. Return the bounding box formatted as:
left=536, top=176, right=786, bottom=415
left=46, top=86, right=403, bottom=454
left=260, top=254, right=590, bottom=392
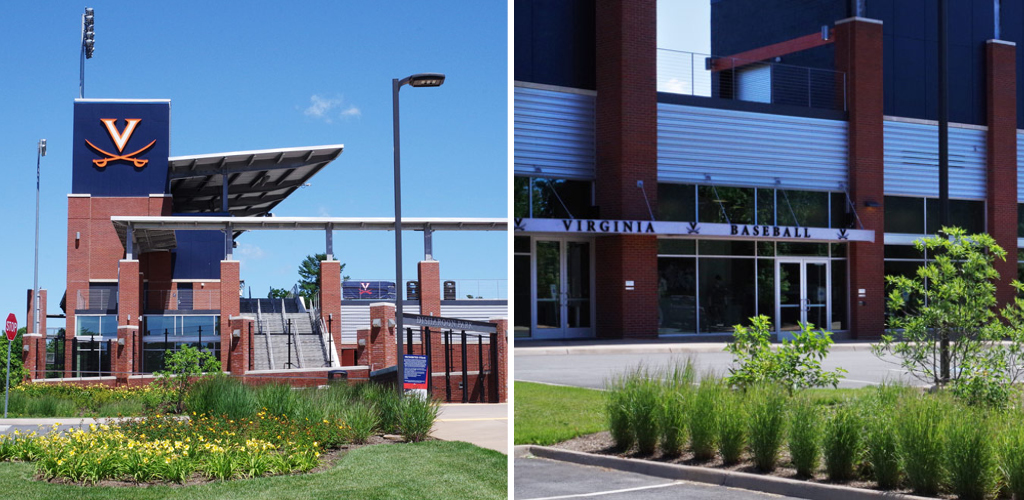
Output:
left=33, top=139, right=46, bottom=375
left=393, top=73, right=445, bottom=395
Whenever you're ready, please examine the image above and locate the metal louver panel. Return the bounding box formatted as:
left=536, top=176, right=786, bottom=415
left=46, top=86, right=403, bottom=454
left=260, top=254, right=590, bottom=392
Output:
left=439, top=303, right=508, bottom=324
left=339, top=303, right=420, bottom=345
left=884, top=120, right=986, bottom=199
left=514, top=85, right=596, bottom=180
left=658, top=103, right=848, bottom=190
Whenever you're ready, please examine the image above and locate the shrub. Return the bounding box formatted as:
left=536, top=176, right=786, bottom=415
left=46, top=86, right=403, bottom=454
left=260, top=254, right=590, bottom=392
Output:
left=186, top=375, right=258, bottom=420
left=658, top=389, right=688, bottom=458
left=399, top=394, right=440, bottom=442
left=606, top=378, right=634, bottom=452
left=747, top=384, right=787, bottom=472
left=1001, top=418, right=1024, bottom=500
left=823, top=404, right=862, bottom=482
left=864, top=411, right=900, bottom=489
left=343, top=402, right=378, bottom=444
left=951, top=365, right=1012, bottom=409
left=96, top=399, right=144, bottom=417
left=155, top=345, right=221, bottom=413
left=896, top=397, right=946, bottom=496
left=256, top=382, right=300, bottom=418
left=788, top=397, right=822, bottom=478
left=725, top=315, right=846, bottom=393
left=363, top=383, right=402, bottom=433
left=717, top=389, right=746, bottom=465
left=947, top=409, right=998, bottom=500
left=628, top=377, right=661, bottom=456
left=688, top=378, right=720, bottom=461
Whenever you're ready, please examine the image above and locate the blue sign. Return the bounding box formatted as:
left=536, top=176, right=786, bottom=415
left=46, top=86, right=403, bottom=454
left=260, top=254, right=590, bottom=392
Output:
left=343, top=281, right=396, bottom=300
left=72, top=100, right=171, bottom=197
left=403, top=354, right=428, bottom=390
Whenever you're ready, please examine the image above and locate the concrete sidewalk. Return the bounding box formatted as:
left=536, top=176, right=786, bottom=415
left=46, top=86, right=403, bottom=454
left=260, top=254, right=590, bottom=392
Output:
left=515, top=340, right=878, bottom=356
left=432, top=403, right=508, bottom=454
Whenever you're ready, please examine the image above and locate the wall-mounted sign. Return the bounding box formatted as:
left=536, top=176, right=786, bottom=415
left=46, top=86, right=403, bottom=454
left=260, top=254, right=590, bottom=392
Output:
left=402, top=313, right=498, bottom=333
left=514, top=218, right=874, bottom=242
left=72, top=100, right=170, bottom=197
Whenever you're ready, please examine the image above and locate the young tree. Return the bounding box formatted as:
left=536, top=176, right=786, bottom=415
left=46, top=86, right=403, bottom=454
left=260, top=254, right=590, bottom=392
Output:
left=155, top=345, right=221, bottom=413
left=296, top=253, right=349, bottom=301
left=267, top=287, right=290, bottom=299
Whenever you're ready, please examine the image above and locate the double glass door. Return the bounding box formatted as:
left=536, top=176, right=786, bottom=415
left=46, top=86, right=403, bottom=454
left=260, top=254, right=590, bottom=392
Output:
left=775, top=258, right=830, bottom=336
left=533, top=239, right=593, bottom=339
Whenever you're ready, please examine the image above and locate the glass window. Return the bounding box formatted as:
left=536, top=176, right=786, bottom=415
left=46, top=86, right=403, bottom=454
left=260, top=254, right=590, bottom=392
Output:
left=658, top=258, right=697, bottom=333
left=830, top=243, right=847, bottom=258
left=831, top=262, right=847, bottom=331
left=757, top=242, right=775, bottom=257
left=514, top=177, right=529, bottom=218
left=514, top=254, right=531, bottom=338
left=699, top=240, right=755, bottom=256
left=532, top=178, right=592, bottom=219
left=831, top=192, right=851, bottom=228
left=885, top=245, right=924, bottom=260
left=142, top=314, right=221, bottom=373
left=926, top=199, right=985, bottom=234
left=1019, top=204, right=1024, bottom=238
left=699, top=258, right=756, bottom=333
left=657, top=183, right=696, bottom=221
left=885, top=196, right=925, bottom=233
left=658, top=239, right=695, bottom=255
left=756, top=259, right=774, bottom=324
left=698, top=186, right=754, bottom=225
left=777, top=242, right=828, bottom=256
left=757, top=189, right=775, bottom=226
left=777, top=190, right=828, bottom=228
left=76, top=315, right=116, bottom=338
left=514, top=236, right=530, bottom=254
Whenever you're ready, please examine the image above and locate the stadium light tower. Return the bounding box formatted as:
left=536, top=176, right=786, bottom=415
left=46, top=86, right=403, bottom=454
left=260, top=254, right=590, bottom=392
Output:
left=392, top=73, right=445, bottom=394
left=80, top=7, right=95, bottom=98
left=33, top=139, right=46, bottom=372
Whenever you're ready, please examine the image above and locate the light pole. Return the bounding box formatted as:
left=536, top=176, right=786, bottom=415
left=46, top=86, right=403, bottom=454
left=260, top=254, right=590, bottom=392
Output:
left=33, top=139, right=46, bottom=379
left=393, top=73, right=445, bottom=395
left=80, top=7, right=95, bottom=98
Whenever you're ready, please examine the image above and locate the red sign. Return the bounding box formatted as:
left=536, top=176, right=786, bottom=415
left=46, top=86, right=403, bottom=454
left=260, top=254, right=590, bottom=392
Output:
left=4, top=314, right=16, bottom=342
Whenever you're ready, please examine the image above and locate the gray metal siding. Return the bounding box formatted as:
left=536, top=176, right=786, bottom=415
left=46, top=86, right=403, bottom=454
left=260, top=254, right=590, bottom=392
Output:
left=439, top=303, right=508, bottom=323
left=884, top=120, right=987, bottom=199
left=514, top=86, right=596, bottom=180
left=339, top=304, right=419, bottom=345
left=657, top=103, right=848, bottom=190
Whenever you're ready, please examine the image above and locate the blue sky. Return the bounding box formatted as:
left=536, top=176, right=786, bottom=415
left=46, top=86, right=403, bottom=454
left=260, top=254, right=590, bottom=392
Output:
left=0, top=1, right=508, bottom=330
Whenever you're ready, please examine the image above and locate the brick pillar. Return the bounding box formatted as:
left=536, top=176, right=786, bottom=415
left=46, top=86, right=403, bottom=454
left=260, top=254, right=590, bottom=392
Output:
left=356, top=328, right=370, bottom=366
left=368, top=303, right=396, bottom=372
left=24, top=289, right=47, bottom=379
left=835, top=17, right=885, bottom=338
left=227, top=317, right=252, bottom=375
left=320, top=260, right=342, bottom=364
left=418, top=261, right=441, bottom=317
left=986, top=40, right=1018, bottom=307
left=489, top=318, right=508, bottom=403
left=117, top=260, right=141, bottom=384
left=594, top=0, right=658, bottom=339
left=220, top=260, right=240, bottom=369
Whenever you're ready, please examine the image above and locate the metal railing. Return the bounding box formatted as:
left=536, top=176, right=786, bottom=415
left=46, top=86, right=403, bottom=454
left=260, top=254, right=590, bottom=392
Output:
left=75, top=290, right=117, bottom=311
left=346, top=279, right=508, bottom=300
left=144, top=289, right=221, bottom=311
left=657, top=48, right=847, bottom=112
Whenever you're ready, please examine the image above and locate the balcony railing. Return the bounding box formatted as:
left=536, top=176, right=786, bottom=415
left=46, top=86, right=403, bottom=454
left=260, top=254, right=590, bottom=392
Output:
left=658, top=48, right=847, bottom=112
left=144, top=289, right=221, bottom=311
left=345, top=279, right=508, bottom=301
left=76, top=290, right=117, bottom=311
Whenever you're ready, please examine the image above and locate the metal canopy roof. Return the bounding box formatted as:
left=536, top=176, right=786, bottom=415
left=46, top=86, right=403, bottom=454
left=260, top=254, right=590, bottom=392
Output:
left=167, top=145, right=344, bottom=217
left=111, top=216, right=508, bottom=251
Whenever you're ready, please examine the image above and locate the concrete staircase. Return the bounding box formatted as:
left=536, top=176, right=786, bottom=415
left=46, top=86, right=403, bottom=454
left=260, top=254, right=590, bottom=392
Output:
left=249, top=311, right=330, bottom=370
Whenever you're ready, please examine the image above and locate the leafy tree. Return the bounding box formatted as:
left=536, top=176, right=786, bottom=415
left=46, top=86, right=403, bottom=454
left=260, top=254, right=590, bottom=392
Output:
left=297, top=253, right=349, bottom=301
left=0, top=328, right=29, bottom=389
left=873, top=228, right=1005, bottom=386
left=725, top=315, right=845, bottom=393
left=268, top=287, right=291, bottom=299
left=155, top=345, right=221, bottom=413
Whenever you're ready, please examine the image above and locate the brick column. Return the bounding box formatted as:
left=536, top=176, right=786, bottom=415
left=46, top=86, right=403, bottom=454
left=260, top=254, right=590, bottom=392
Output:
left=227, top=317, right=252, bottom=375
left=418, top=261, right=441, bottom=317
left=986, top=39, right=1018, bottom=307
left=835, top=17, right=885, bottom=338
left=489, top=318, right=508, bottom=403
left=320, top=260, right=342, bottom=363
left=368, top=303, right=396, bottom=372
left=219, top=260, right=240, bottom=369
left=594, top=0, right=659, bottom=339
left=356, top=328, right=370, bottom=366
left=24, top=289, right=47, bottom=379
left=117, top=259, right=141, bottom=384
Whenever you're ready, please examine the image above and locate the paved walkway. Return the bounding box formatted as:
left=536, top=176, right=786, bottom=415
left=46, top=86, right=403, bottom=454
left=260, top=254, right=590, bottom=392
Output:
left=515, top=339, right=878, bottom=356
left=432, top=403, right=508, bottom=454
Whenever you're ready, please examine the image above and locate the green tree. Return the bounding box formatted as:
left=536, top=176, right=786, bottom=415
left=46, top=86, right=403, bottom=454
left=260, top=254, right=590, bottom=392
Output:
left=268, top=287, right=291, bottom=299
left=155, top=345, right=221, bottom=413
left=297, top=253, right=349, bottom=301
left=725, top=315, right=845, bottom=392
left=0, top=328, right=29, bottom=389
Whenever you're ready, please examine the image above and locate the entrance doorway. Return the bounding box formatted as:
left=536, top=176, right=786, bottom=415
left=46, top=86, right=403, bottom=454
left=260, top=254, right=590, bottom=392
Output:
left=532, top=238, right=593, bottom=339
left=775, top=258, right=830, bottom=336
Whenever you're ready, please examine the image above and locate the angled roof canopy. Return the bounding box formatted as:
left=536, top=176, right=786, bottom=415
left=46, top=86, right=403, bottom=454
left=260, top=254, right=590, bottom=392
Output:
left=167, top=145, right=344, bottom=217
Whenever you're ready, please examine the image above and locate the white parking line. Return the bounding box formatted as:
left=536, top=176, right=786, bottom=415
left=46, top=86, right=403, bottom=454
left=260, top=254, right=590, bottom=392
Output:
left=0, top=426, right=10, bottom=433
left=521, top=481, right=685, bottom=500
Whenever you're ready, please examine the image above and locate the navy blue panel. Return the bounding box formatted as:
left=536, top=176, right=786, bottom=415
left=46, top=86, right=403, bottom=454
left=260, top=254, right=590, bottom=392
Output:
left=949, top=44, right=974, bottom=124
left=893, top=35, right=928, bottom=119
left=882, top=34, right=895, bottom=115
left=514, top=0, right=533, bottom=83
left=342, top=281, right=396, bottom=300
left=867, top=0, right=895, bottom=37
left=72, top=101, right=170, bottom=196
left=514, top=0, right=594, bottom=89
left=171, top=231, right=224, bottom=280
left=894, top=0, right=926, bottom=40
left=972, top=0, right=995, bottom=42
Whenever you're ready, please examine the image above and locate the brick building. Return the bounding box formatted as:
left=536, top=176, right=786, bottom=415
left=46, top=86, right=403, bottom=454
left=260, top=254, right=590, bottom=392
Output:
left=514, top=0, right=1019, bottom=340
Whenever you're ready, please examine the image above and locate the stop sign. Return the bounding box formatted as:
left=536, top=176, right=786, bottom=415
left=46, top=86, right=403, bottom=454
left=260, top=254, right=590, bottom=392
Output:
left=4, top=314, right=16, bottom=342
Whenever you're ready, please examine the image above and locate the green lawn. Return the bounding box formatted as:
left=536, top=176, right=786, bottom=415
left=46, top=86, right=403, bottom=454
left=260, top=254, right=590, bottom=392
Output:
left=514, top=382, right=606, bottom=445
left=0, top=441, right=506, bottom=500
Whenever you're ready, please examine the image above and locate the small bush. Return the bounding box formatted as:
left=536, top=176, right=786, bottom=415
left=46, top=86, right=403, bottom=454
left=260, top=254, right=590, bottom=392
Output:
left=606, top=378, right=634, bottom=452
left=951, top=368, right=1012, bottom=409
left=342, top=402, right=378, bottom=444
left=399, top=394, right=440, bottom=442
left=628, top=377, right=661, bottom=456
left=896, top=397, right=946, bottom=496
left=1000, top=418, right=1024, bottom=500
left=717, top=389, right=746, bottom=465
left=658, top=389, right=688, bottom=457
left=27, top=396, right=76, bottom=417
left=864, top=411, right=900, bottom=489
left=725, top=316, right=846, bottom=392
left=186, top=376, right=258, bottom=419
left=363, top=383, right=402, bottom=433
left=788, top=398, right=823, bottom=478
left=748, top=384, right=787, bottom=472
left=947, top=409, right=998, bottom=500
left=96, top=399, right=144, bottom=417
left=823, top=404, right=862, bottom=482
left=688, top=378, right=721, bottom=461
left=255, top=382, right=299, bottom=418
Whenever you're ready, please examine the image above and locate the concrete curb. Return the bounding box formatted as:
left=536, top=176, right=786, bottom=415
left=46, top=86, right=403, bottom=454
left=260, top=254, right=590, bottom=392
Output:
left=519, top=445, right=933, bottom=500
left=514, top=342, right=878, bottom=357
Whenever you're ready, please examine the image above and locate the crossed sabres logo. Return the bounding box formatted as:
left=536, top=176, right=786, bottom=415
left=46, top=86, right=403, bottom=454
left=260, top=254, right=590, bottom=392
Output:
left=86, top=118, right=155, bottom=168
left=359, top=282, right=373, bottom=296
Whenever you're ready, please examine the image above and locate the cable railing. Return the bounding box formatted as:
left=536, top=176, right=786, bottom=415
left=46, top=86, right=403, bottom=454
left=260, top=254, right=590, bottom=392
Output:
left=144, top=289, right=221, bottom=311
left=657, top=48, right=847, bottom=112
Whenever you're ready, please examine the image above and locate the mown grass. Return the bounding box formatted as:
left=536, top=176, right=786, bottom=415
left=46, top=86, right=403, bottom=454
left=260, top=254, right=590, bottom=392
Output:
left=0, top=441, right=506, bottom=500
left=513, top=382, right=605, bottom=445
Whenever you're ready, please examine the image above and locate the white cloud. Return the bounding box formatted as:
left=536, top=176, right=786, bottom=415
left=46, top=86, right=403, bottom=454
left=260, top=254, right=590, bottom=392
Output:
left=236, top=243, right=265, bottom=260
left=303, top=95, right=360, bottom=123
left=317, top=206, right=331, bottom=217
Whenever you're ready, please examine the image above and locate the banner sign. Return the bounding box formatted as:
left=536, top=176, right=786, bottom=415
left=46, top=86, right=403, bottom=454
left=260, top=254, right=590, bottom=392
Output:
left=403, top=354, right=428, bottom=390
left=72, top=100, right=171, bottom=197
left=402, top=313, right=498, bottom=333
left=514, top=218, right=874, bottom=242
left=342, top=281, right=396, bottom=300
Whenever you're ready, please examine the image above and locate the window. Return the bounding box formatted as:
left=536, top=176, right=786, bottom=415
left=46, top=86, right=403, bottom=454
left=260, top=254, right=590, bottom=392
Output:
left=513, top=176, right=594, bottom=219
left=142, top=315, right=220, bottom=373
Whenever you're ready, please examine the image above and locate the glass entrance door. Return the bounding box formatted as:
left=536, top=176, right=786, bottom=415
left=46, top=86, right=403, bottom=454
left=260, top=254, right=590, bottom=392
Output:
left=533, top=239, right=593, bottom=339
left=775, top=258, right=830, bottom=337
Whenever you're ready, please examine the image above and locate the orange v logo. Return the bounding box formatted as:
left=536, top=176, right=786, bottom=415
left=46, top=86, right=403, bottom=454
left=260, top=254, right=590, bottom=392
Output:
left=100, top=118, right=141, bottom=152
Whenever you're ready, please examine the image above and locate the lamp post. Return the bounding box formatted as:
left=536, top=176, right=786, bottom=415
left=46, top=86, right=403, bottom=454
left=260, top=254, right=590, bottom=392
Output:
left=33, top=139, right=46, bottom=374
left=393, top=73, right=445, bottom=395
left=80, top=7, right=95, bottom=98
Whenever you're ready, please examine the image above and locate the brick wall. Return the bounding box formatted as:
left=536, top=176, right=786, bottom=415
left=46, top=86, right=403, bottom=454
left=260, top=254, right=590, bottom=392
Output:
left=835, top=18, right=885, bottom=338
left=219, top=261, right=240, bottom=369
left=595, top=235, right=658, bottom=338
left=23, top=289, right=47, bottom=379
left=320, top=260, right=343, bottom=362
left=368, top=303, right=396, bottom=372
left=986, top=40, right=1018, bottom=307
left=116, top=259, right=141, bottom=384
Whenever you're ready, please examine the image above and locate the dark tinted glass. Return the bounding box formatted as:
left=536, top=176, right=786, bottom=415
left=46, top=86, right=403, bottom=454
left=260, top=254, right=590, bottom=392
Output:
left=777, top=190, right=828, bottom=227
left=885, top=245, right=924, bottom=260
left=777, top=242, right=828, bottom=256
left=699, top=240, right=755, bottom=256
left=532, top=178, right=592, bottom=219
left=926, top=199, right=985, bottom=234
left=514, top=176, right=529, bottom=218
left=699, top=258, right=756, bottom=333
left=757, top=189, right=775, bottom=226
left=514, top=236, right=530, bottom=254
left=658, top=183, right=696, bottom=221
left=698, top=186, right=754, bottom=224
left=658, top=239, right=695, bottom=255
left=885, top=196, right=925, bottom=233
left=658, top=257, right=697, bottom=333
